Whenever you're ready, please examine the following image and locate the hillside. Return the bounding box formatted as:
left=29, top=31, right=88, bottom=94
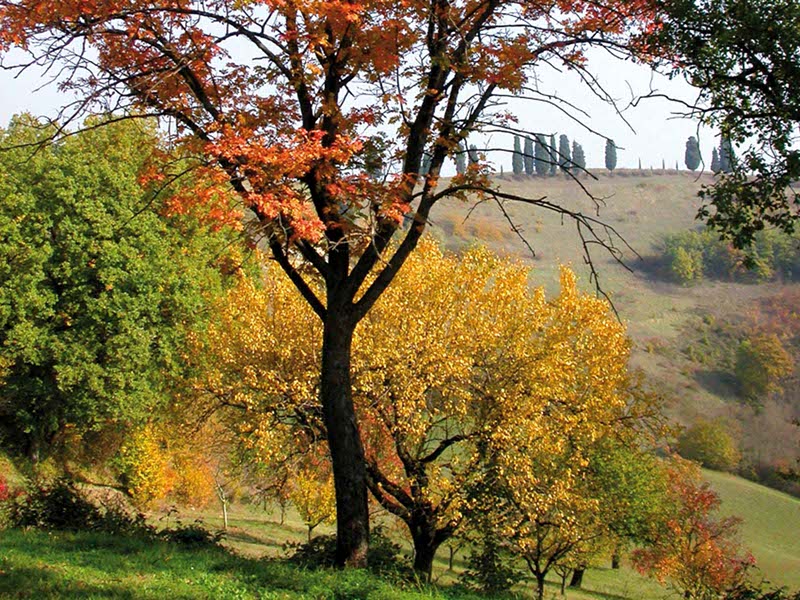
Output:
left=430, top=169, right=800, bottom=474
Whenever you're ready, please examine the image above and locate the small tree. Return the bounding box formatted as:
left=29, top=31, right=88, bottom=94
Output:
left=512, top=135, right=524, bottom=176
left=678, top=420, right=741, bottom=472
left=456, top=142, right=467, bottom=175
left=632, top=464, right=755, bottom=600
left=711, top=147, right=722, bottom=173
left=720, top=137, right=736, bottom=173
left=558, top=134, right=572, bottom=173
left=524, top=136, right=535, bottom=176
left=605, top=138, right=618, bottom=173
left=735, top=333, right=793, bottom=404
left=572, top=140, right=587, bottom=172
left=535, top=134, right=550, bottom=176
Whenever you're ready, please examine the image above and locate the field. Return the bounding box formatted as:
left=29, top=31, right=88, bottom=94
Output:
left=2, top=467, right=799, bottom=599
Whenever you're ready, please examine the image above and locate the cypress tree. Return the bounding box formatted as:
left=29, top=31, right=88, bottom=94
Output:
left=523, top=136, right=535, bottom=176
left=456, top=142, right=467, bottom=175
left=711, top=147, right=721, bottom=174
left=572, top=140, right=586, bottom=173
left=512, top=135, right=524, bottom=176
left=719, top=137, right=736, bottom=173
left=420, top=152, right=432, bottom=176
left=661, top=158, right=665, bottom=171
left=468, top=144, right=479, bottom=165
left=549, top=134, right=558, bottom=176
left=638, top=157, right=642, bottom=171
left=558, top=134, right=571, bottom=173
left=604, top=138, right=617, bottom=173
left=534, top=135, right=549, bottom=176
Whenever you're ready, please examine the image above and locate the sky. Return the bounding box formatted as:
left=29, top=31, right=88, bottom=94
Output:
left=0, top=47, right=717, bottom=172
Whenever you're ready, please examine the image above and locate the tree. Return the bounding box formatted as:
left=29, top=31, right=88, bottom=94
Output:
left=535, top=135, right=550, bottom=176
left=468, top=143, right=480, bottom=165
left=558, top=134, right=572, bottom=173
left=651, top=0, right=800, bottom=248
left=512, top=135, right=524, bottom=176
left=292, top=457, right=336, bottom=542
left=420, top=152, right=432, bottom=177
left=678, top=420, right=741, bottom=472
left=455, top=142, right=468, bottom=175
left=0, top=0, right=661, bottom=566
left=572, top=140, right=587, bottom=172
left=632, top=463, right=755, bottom=599
left=523, top=136, right=535, bottom=176
left=550, top=134, right=559, bottom=176
left=719, top=137, right=736, bottom=174
left=605, top=138, right=618, bottom=172
left=0, top=117, right=238, bottom=464
left=735, top=333, right=793, bottom=404
left=711, top=147, right=722, bottom=174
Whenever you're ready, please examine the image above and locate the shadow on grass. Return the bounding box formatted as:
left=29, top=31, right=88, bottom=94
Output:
left=694, top=368, right=740, bottom=398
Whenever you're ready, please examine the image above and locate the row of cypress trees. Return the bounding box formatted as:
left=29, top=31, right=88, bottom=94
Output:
left=510, top=133, right=604, bottom=176
left=684, top=135, right=736, bottom=173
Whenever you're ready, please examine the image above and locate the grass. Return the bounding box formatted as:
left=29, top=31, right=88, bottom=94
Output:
left=707, top=469, right=800, bottom=589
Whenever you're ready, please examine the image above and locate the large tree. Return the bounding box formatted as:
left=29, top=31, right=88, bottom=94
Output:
left=0, top=116, right=238, bottom=463
left=0, top=0, right=658, bottom=565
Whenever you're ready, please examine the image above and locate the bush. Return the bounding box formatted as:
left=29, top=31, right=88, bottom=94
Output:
left=459, top=534, right=523, bottom=594
left=3, top=477, right=221, bottom=547
left=735, top=333, right=793, bottom=403
left=677, top=420, right=741, bottom=472
left=286, top=525, right=411, bottom=579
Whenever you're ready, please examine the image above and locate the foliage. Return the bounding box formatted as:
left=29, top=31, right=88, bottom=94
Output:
left=606, top=139, right=618, bottom=172
left=719, top=138, right=736, bottom=174
left=735, top=334, right=793, bottom=404
left=0, top=116, right=239, bottom=463
left=290, top=458, right=336, bottom=541
left=0, top=0, right=667, bottom=565
left=632, top=464, right=755, bottom=600
left=572, top=140, right=587, bottom=172
left=685, top=136, right=702, bottom=171
left=459, top=533, right=524, bottom=594
left=653, top=0, right=800, bottom=248
left=661, top=228, right=800, bottom=284
left=678, top=421, right=741, bottom=472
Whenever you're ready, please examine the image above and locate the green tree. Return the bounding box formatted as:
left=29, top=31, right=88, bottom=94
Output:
left=535, top=135, right=549, bottom=176
left=735, top=333, right=793, bottom=404
left=572, top=140, right=586, bottom=172
left=523, top=136, right=535, bottom=176
left=550, top=134, right=558, bottom=176
left=455, top=142, right=467, bottom=174
left=468, top=144, right=480, bottom=165
left=720, top=137, right=736, bottom=173
left=678, top=420, right=741, bottom=472
left=0, top=116, right=239, bottom=463
left=605, top=138, right=617, bottom=172
left=512, top=135, right=524, bottom=176
left=558, top=134, right=572, bottom=173
left=711, top=147, right=721, bottom=173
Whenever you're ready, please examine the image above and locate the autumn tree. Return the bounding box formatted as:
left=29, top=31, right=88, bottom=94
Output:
left=735, top=333, right=793, bottom=404
left=678, top=420, right=741, bottom=472
left=0, top=0, right=660, bottom=566
left=632, top=463, right=755, bottom=600
left=0, top=116, right=239, bottom=465
left=292, top=456, right=337, bottom=542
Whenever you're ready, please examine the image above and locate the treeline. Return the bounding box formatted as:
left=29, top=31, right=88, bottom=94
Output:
left=661, top=229, right=800, bottom=284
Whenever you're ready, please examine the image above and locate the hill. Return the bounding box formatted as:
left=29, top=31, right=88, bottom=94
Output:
left=431, top=169, right=800, bottom=477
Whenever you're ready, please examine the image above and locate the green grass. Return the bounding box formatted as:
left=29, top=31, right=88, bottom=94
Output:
left=707, top=469, right=800, bottom=589
left=0, top=529, right=488, bottom=600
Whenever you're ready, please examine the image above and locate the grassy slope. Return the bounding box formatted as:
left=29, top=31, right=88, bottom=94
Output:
left=707, top=469, right=800, bottom=588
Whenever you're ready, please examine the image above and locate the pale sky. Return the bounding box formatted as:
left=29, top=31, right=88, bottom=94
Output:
left=0, top=47, right=716, bottom=171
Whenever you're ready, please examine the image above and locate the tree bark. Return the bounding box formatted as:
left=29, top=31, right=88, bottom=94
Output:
left=535, top=573, right=546, bottom=600
left=320, top=313, right=369, bottom=568
left=569, top=567, right=585, bottom=588
left=410, top=524, right=443, bottom=582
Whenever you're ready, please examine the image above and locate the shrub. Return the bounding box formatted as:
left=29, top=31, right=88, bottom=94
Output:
left=677, top=420, right=741, bottom=472
left=459, top=534, right=523, bottom=594
left=735, top=334, right=793, bottom=403
left=286, top=525, right=411, bottom=578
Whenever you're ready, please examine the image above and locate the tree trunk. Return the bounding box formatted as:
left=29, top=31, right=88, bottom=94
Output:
left=535, top=573, right=546, bottom=600
left=221, top=499, right=228, bottom=530
left=569, top=568, right=585, bottom=588
left=611, top=551, right=620, bottom=569
left=411, top=526, right=443, bottom=582
left=320, top=314, right=369, bottom=568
